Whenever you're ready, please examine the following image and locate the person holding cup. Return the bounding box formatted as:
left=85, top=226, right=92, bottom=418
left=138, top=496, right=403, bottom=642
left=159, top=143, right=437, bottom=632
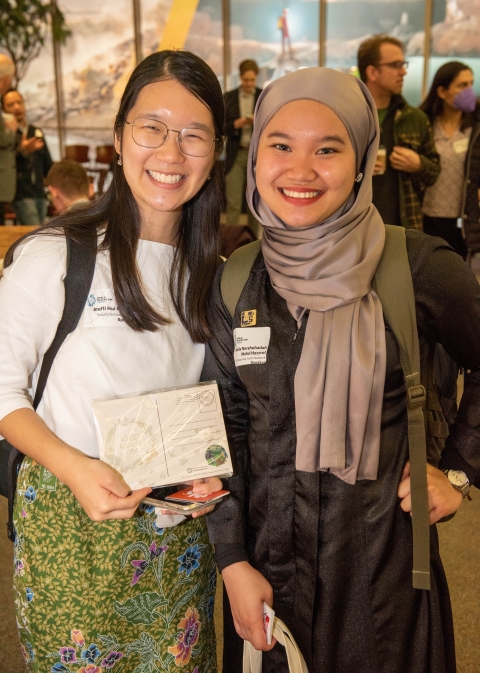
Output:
left=358, top=34, right=440, bottom=230
left=224, top=59, right=262, bottom=233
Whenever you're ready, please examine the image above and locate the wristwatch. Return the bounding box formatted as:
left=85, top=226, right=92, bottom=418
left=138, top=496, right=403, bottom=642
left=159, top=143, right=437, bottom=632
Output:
left=443, top=470, right=473, bottom=501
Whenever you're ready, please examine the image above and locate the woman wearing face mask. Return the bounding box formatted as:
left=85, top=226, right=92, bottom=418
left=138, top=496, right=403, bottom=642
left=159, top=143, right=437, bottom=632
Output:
left=420, top=61, right=479, bottom=258
left=0, top=51, right=224, bottom=672
left=203, top=68, right=480, bottom=673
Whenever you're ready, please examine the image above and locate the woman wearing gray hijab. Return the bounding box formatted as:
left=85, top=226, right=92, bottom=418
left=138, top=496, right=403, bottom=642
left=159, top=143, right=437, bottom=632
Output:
left=204, top=68, right=480, bottom=673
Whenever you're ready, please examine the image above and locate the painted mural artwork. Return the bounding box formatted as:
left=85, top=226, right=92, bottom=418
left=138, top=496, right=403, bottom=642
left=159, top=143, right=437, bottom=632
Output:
left=9, top=0, right=480, bottom=159
left=18, top=0, right=224, bottom=156
left=229, top=0, right=319, bottom=87
left=230, top=0, right=480, bottom=101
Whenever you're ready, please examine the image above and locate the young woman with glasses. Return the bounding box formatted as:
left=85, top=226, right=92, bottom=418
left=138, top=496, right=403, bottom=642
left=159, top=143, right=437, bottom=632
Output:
left=0, top=50, right=224, bottom=673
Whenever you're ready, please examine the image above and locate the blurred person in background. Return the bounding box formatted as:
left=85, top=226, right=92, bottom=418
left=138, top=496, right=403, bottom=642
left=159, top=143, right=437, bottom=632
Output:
left=45, top=159, right=92, bottom=214
left=358, top=35, right=440, bottom=230
left=2, top=89, right=52, bottom=225
left=224, top=59, right=262, bottom=235
left=420, top=61, right=480, bottom=260
left=0, top=54, right=17, bottom=225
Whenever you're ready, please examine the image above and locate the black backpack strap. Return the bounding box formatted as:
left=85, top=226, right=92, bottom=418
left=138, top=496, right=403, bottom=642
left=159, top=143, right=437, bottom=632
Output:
left=33, top=234, right=97, bottom=408
left=373, top=225, right=430, bottom=590
left=6, top=232, right=96, bottom=541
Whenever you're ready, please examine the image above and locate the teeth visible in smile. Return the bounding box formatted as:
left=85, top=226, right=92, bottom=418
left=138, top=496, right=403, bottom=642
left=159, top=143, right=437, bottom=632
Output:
left=147, top=170, right=184, bottom=184
left=281, top=189, right=321, bottom=199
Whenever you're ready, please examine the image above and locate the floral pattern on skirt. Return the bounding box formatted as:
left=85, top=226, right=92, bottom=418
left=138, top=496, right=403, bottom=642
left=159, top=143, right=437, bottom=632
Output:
left=12, top=458, right=217, bottom=673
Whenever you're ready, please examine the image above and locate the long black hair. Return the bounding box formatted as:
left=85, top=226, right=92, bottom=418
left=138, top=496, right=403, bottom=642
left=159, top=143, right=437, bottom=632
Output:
left=5, top=50, right=225, bottom=342
left=419, top=60, right=474, bottom=130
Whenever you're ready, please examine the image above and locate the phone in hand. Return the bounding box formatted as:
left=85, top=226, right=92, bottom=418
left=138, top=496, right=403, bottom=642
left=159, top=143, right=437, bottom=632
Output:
left=142, top=486, right=229, bottom=513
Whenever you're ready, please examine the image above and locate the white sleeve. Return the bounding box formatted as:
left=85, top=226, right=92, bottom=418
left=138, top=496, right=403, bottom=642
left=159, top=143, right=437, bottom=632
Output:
left=0, top=235, right=67, bottom=421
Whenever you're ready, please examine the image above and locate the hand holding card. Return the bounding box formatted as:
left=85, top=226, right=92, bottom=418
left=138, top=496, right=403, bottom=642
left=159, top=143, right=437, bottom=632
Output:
left=263, top=602, right=275, bottom=645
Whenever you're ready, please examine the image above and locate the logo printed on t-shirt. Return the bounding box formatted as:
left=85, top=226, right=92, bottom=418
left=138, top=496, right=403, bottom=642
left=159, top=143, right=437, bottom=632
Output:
left=83, top=288, right=125, bottom=327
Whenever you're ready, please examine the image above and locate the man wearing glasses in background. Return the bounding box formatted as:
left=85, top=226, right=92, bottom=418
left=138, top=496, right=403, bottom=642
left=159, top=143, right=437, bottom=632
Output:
left=358, top=35, right=440, bottom=230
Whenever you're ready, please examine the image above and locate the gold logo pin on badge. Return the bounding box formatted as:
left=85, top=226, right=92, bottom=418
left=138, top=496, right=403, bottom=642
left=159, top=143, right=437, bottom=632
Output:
left=240, top=310, right=257, bottom=327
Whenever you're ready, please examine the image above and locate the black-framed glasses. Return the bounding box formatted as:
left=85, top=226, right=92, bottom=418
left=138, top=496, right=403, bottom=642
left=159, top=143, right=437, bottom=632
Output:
left=125, top=117, right=216, bottom=157
left=376, top=60, right=409, bottom=70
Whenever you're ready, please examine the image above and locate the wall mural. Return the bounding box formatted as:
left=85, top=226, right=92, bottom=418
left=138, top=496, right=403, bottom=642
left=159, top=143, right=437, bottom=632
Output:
left=229, top=0, right=319, bottom=88
left=17, top=0, right=222, bottom=158
left=9, top=0, right=480, bottom=160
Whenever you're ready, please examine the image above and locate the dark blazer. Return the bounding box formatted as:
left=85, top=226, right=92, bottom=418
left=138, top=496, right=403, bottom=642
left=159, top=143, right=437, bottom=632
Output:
left=223, top=86, right=262, bottom=175
left=14, top=124, right=53, bottom=201
left=0, top=115, right=16, bottom=202
left=463, top=101, right=480, bottom=254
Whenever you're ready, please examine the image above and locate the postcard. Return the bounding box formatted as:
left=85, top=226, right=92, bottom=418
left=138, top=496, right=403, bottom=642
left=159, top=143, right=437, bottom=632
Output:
left=92, top=381, right=232, bottom=489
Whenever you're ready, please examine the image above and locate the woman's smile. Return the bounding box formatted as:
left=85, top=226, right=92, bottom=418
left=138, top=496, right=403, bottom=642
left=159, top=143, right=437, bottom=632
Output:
left=279, top=186, right=325, bottom=204
left=146, top=170, right=186, bottom=186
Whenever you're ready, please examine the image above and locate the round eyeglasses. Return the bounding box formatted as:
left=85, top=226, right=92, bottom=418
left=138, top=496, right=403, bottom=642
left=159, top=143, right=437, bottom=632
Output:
left=125, top=117, right=216, bottom=157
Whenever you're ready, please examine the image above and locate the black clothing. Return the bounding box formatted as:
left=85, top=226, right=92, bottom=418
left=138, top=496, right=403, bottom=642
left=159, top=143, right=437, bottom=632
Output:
left=423, top=216, right=467, bottom=258
left=371, top=95, right=440, bottom=230
left=223, top=87, right=262, bottom=175
left=14, top=125, right=53, bottom=201
left=204, top=231, right=480, bottom=673
left=462, top=102, right=480, bottom=254
left=373, top=100, right=401, bottom=226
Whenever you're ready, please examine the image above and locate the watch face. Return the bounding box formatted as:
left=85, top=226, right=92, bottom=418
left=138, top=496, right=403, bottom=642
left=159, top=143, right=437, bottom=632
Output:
left=447, top=470, right=469, bottom=487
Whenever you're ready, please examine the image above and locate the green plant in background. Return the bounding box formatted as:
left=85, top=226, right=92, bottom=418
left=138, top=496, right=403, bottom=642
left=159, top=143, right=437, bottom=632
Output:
left=0, top=0, right=71, bottom=85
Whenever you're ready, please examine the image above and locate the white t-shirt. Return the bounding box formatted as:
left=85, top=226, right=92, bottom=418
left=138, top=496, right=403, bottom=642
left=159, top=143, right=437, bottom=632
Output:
left=0, top=235, right=205, bottom=458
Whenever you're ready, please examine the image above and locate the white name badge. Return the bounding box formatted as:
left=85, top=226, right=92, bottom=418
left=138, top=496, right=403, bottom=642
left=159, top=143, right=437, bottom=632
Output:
left=83, top=288, right=125, bottom=327
left=234, top=327, right=271, bottom=367
left=453, top=137, right=469, bottom=154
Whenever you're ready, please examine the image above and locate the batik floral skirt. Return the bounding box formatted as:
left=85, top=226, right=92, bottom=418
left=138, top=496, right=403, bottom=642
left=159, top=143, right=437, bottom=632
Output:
left=12, top=458, right=217, bottom=673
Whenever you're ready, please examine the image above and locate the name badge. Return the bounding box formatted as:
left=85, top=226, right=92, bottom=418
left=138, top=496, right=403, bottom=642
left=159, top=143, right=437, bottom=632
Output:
left=234, top=327, right=271, bottom=367
left=453, top=137, right=469, bottom=154
left=83, top=288, right=125, bottom=327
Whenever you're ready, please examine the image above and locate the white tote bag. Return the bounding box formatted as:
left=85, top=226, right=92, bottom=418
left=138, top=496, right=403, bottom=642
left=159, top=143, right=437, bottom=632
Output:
left=243, top=618, right=309, bottom=673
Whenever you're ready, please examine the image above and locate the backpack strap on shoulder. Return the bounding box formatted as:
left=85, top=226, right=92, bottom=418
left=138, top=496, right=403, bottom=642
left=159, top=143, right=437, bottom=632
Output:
left=6, top=230, right=96, bottom=542
left=220, top=240, right=262, bottom=319
left=373, top=224, right=430, bottom=590
left=33, top=233, right=97, bottom=407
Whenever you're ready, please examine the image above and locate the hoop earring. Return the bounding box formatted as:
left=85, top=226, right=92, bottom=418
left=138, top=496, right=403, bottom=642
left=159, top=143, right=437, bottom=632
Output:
left=117, top=157, right=122, bottom=166
left=354, top=172, right=363, bottom=183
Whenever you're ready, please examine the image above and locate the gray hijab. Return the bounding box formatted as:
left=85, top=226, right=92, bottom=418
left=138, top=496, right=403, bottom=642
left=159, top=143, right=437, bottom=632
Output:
left=247, top=68, right=386, bottom=484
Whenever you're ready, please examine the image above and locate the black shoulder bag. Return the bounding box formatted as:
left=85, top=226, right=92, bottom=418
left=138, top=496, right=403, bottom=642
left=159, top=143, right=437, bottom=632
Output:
left=0, top=233, right=96, bottom=541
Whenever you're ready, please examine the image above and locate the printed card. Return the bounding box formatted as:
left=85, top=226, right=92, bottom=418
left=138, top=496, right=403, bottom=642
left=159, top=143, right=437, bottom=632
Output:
left=92, top=381, right=232, bottom=489
left=263, top=602, right=275, bottom=645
